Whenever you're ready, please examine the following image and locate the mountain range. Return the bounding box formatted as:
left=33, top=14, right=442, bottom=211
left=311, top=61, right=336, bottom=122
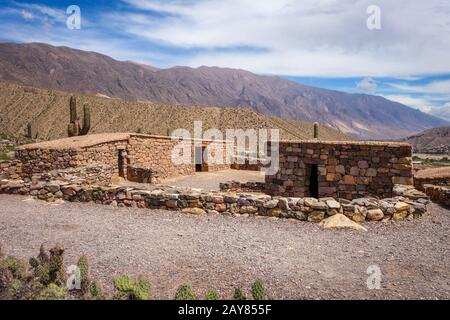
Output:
left=402, top=126, right=450, bottom=149
left=0, top=82, right=349, bottom=142
left=0, top=42, right=447, bottom=140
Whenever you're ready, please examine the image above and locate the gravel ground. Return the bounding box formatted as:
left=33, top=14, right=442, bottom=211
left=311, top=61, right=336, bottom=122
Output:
left=161, top=170, right=265, bottom=191
left=0, top=194, right=449, bottom=300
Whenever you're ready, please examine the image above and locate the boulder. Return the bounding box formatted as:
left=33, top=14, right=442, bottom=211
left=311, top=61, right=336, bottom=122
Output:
left=307, top=211, right=325, bottom=222
left=367, top=209, right=384, bottom=221
left=181, top=207, right=206, bottom=215
left=263, top=199, right=279, bottom=209
left=319, top=214, right=368, bottom=232
left=326, top=199, right=341, bottom=210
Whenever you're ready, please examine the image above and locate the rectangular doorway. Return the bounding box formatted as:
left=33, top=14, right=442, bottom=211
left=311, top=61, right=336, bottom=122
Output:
left=118, top=150, right=125, bottom=178
left=195, top=146, right=203, bottom=172
left=195, top=146, right=208, bottom=172
left=307, top=164, right=319, bottom=198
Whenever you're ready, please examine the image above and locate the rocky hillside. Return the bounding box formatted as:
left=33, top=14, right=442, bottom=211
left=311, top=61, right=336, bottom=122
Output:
left=402, top=126, right=450, bottom=150
left=0, top=42, right=447, bottom=140
left=0, top=82, right=349, bottom=142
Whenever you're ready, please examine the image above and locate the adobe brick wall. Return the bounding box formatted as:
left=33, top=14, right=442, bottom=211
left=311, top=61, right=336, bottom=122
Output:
left=265, top=140, right=413, bottom=199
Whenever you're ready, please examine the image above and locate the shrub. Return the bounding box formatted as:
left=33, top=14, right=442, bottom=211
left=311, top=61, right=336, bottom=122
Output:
left=175, top=284, right=198, bottom=300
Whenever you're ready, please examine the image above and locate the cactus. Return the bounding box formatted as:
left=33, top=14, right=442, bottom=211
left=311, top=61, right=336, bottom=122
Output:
left=37, top=283, right=65, bottom=300
left=79, top=103, right=91, bottom=135
left=76, top=254, right=89, bottom=294
left=113, top=275, right=150, bottom=300
left=68, top=96, right=90, bottom=137
left=25, top=123, right=32, bottom=139
left=313, top=122, right=319, bottom=139
left=251, top=279, right=266, bottom=300
left=175, top=284, right=198, bottom=300
left=89, top=280, right=103, bottom=298
left=48, top=245, right=65, bottom=286
left=233, top=288, right=247, bottom=300
left=29, top=245, right=65, bottom=286
left=205, top=290, right=218, bottom=300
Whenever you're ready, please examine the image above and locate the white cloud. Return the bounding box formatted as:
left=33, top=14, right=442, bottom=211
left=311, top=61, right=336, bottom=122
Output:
left=116, top=0, right=450, bottom=77
left=429, top=102, right=450, bottom=121
left=387, top=80, right=450, bottom=96
left=356, top=77, right=377, bottom=93
left=21, top=10, right=34, bottom=21
left=383, top=95, right=433, bottom=113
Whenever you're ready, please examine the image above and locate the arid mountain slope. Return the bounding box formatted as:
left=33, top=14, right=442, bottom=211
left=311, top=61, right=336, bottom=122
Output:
left=0, top=82, right=349, bottom=142
left=402, top=126, right=450, bottom=149
left=0, top=42, right=447, bottom=140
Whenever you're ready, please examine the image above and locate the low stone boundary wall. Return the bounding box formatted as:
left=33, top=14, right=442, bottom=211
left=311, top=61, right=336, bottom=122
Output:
left=0, top=176, right=429, bottom=223
left=44, top=164, right=114, bottom=186
left=220, top=180, right=266, bottom=193
left=423, top=184, right=450, bottom=207
left=230, top=157, right=266, bottom=171
left=127, top=166, right=160, bottom=184
left=414, top=177, right=450, bottom=191
left=0, top=160, right=23, bottom=180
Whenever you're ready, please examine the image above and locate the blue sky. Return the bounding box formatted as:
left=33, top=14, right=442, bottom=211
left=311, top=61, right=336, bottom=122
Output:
left=0, top=0, right=450, bottom=120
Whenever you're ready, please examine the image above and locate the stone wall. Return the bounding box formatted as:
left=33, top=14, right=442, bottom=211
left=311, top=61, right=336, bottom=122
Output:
left=14, top=134, right=234, bottom=184
left=423, top=184, right=450, bottom=207
left=0, top=175, right=429, bottom=223
left=127, top=135, right=231, bottom=180
left=219, top=180, right=266, bottom=193
left=0, top=160, right=23, bottom=180
left=266, top=140, right=413, bottom=200
left=44, top=164, right=114, bottom=185
left=414, top=176, right=449, bottom=191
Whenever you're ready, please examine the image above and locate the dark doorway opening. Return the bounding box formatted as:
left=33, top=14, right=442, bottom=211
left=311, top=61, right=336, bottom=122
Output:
left=118, top=150, right=125, bottom=178
left=195, top=146, right=203, bottom=172
left=308, top=164, right=319, bottom=198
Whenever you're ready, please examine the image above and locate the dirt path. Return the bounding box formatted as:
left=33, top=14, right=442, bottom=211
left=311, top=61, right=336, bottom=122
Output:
left=0, top=194, right=449, bottom=299
left=161, top=169, right=264, bottom=191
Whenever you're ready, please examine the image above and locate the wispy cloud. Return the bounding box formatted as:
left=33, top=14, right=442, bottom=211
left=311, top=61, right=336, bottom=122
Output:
left=113, top=0, right=450, bottom=77
left=356, top=77, right=377, bottom=94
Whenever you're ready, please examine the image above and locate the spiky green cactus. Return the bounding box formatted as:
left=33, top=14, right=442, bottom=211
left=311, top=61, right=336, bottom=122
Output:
left=79, top=103, right=91, bottom=135
left=26, top=123, right=32, bottom=139
left=48, top=245, right=65, bottom=286
left=113, top=275, right=150, bottom=300
left=89, top=280, right=103, bottom=298
left=205, top=290, right=218, bottom=300
left=233, top=288, right=247, bottom=300
left=251, top=280, right=266, bottom=300
left=77, top=254, right=89, bottom=293
left=314, top=122, right=319, bottom=139
left=175, top=284, right=198, bottom=300
left=37, top=283, right=65, bottom=300
left=68, top=96, right=90, bottom=137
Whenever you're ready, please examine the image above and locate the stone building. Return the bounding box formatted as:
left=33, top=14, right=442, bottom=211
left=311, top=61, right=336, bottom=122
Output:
left=265, top=140, right=413, bottom=199
left=1, top=133, right=413, bottom=200
left=11, top=133, right=231, bottom=184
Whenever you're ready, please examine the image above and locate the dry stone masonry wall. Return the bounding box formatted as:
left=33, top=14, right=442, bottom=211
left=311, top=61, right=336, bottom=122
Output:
left=0, top=175, right=429, bottom=223
left=266, top=140, right=413, bottom=200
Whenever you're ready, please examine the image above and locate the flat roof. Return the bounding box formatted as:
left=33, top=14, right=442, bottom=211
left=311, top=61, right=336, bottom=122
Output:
left=17, top=133, right=411, bottom=150
left=277, top=139, right=411, bottom=147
